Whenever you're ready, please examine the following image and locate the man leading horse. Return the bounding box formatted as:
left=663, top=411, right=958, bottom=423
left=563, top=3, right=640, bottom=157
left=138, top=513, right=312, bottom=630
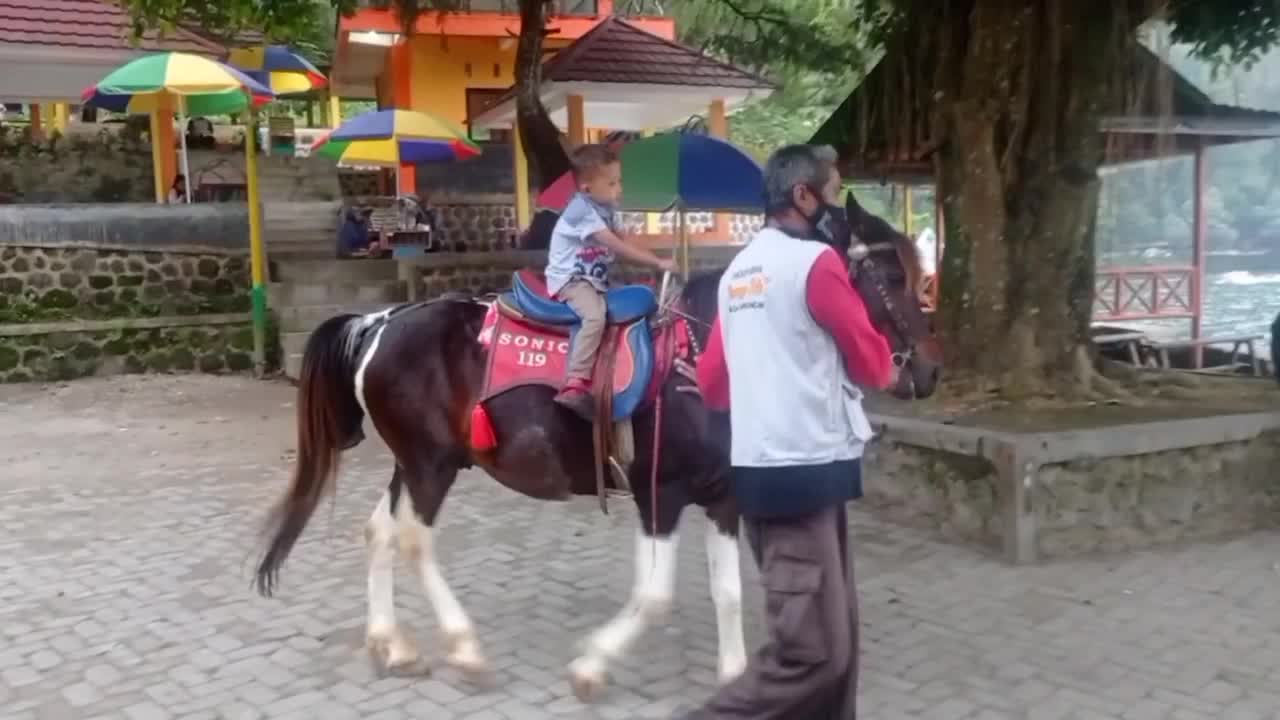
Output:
left=681, top=144, right=894, bottom=720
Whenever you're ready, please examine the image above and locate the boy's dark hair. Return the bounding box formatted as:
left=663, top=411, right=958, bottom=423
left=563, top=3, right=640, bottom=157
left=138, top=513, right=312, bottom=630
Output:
left=570, top=144, right=619, bottom=183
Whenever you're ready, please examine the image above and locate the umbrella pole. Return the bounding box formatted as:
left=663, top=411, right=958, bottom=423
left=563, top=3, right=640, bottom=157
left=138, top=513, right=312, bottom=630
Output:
left=244, top=109, right=269, bottom=377
left=678, top=209, right=690, bottom=280
left=177, top=97, right=192, bottom=204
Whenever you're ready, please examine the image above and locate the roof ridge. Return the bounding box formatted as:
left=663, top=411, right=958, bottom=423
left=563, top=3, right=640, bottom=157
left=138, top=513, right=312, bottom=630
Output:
left=606, top=16, right=774, bottom=87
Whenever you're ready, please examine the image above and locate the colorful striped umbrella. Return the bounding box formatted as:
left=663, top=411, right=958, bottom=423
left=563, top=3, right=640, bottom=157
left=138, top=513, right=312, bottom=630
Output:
left=312, top=109, right=480, bottom=171
left=225, top=45, right=327, bottom=96
left=535, top=133, right=763, bottom=214
left=83, top=52, right=276, bottom=204
left=618, top=133, right=764, bottom=213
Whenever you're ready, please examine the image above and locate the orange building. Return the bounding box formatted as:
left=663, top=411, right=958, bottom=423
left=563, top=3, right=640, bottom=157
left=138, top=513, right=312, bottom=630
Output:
left=329, top=1, right=674, bottom=131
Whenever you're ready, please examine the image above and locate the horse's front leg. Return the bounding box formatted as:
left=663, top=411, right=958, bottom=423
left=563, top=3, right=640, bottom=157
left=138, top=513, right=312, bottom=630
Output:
left=567, top=525, right=680, bottom=701
left=704, top=509, right=747, bottom=684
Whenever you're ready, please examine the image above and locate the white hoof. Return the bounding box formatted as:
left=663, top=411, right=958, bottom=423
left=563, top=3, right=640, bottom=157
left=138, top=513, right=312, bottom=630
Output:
left=567, top=655, right=608, bottom=703
left=718, top=654, right=748, bottom=685
left=443, top=630, right=490, bottom=682
left=366, top=626, right=420, bottom=671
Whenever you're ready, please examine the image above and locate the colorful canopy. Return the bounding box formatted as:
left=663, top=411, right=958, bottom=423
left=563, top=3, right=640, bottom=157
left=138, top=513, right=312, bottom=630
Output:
left=312, top=109, right=480, bottom=166
left=82, top=52, right=274, bottom=115
left=619, top=133, right=764, bottom=212
left=226, top=45, right=327, bottom=96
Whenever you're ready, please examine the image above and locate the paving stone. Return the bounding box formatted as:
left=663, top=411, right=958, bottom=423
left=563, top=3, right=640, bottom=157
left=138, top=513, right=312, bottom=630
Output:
left=1, top=375, right=1279, bottom=720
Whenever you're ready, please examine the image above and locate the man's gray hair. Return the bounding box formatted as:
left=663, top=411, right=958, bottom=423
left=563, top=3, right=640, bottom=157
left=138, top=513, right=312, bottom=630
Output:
left=762, top=144, right=838, bottom=214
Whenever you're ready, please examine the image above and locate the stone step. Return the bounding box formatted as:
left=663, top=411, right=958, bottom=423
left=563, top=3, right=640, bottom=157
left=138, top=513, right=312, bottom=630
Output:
left=275, top=302, right=396, bottom=333
left=271, top=258, right=398, bottom=284
left=268, top=279, right=405, bottom=307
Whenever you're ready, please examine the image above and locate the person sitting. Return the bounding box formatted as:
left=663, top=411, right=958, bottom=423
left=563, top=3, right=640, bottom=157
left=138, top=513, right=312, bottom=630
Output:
left=544, top=144, right=677, bottom=420
left=166, top=174, right=187, bottom=204
left=185, top=116, right=215, bottom=149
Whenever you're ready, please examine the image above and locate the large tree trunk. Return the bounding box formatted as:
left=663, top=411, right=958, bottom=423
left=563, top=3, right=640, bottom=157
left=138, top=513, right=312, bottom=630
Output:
left=515, top=0, right=571, bottom=190
left=896, top=1, right=1147, bottom=398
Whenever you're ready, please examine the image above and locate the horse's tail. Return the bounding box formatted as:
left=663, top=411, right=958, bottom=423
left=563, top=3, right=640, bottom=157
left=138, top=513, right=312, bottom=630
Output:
left=255, top=312, right=369, bottom=597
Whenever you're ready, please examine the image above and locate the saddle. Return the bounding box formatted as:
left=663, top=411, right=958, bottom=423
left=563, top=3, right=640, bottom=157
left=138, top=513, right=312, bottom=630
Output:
left=471, top=269, right=685, bottom=513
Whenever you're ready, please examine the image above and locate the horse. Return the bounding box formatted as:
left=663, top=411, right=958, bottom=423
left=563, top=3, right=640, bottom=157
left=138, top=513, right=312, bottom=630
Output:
left=251, top=201, right=940, bottom=702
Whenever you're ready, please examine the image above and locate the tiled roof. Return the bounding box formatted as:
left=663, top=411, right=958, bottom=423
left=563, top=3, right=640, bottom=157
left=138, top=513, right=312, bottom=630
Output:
left=0, top=0, right=225, bottom=55
left=542, top=16, right=774, bottom=90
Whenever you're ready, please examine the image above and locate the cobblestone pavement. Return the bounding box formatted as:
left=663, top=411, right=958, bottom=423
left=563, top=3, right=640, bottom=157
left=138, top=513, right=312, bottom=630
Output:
left=2, top=375, right=1280, bottom=720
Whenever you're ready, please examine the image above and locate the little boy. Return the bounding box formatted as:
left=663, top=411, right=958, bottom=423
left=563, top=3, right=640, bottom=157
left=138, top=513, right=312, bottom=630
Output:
left=546, top=143, right=677, bottom=420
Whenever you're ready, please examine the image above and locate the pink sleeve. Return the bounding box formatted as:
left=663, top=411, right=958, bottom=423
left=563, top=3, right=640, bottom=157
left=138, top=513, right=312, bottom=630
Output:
left=695, top=316, right=730, bottom=411
left=805, top=248, right=895, bottom=390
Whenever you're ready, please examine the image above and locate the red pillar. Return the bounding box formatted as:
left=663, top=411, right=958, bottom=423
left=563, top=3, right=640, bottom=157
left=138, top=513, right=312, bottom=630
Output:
left=1191, top=141, right=1207, bottom=366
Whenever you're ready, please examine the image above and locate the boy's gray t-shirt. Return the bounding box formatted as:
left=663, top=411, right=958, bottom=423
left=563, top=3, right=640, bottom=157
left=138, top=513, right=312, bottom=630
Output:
left=545, top=192, right=618, bottom=296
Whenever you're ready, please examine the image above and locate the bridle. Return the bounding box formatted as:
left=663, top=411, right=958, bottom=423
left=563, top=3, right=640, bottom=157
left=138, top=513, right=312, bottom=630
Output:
left=848, top=239, right=926, bottom=399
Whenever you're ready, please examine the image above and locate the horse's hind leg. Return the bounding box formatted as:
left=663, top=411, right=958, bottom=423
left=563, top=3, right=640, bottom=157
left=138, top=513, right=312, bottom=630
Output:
left=567, top=490, right=685, bottom=701
left=365, top=472, right=420, bottom=672
left=395, top=451, right=489, bottom=680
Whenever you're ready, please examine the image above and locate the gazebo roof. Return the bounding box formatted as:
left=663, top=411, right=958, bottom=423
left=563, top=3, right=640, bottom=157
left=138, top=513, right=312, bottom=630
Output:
left=810, top=44, right=1280, bottom=183
left=0, top=0, right=226, bottom=102
left=472, top=16, right=775, bottom=131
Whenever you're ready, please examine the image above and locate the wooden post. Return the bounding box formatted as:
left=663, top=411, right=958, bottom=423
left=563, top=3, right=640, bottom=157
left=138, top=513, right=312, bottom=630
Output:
left=902, top=184, right=913, bottom=235
left=1191, top=141, right=1207, bottom=367
left=708, top=99, right=730, bottom=241
left=28, top=104, right=43, bottom=141
left=513, top=120, right=531, bottom=230
left=567, top=94, right=586, bottom=146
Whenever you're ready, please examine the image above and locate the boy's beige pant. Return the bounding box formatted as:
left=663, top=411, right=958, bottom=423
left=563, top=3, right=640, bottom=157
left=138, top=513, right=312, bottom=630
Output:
left=557, top=279, right=608, bottom=384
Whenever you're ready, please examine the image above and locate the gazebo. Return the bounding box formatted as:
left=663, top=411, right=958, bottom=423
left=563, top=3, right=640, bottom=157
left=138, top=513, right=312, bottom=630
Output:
left=810, top=44, right=1280, bottom=357
left=0, top=0, right=229, bottom=202
left=470, top=16, right=775, bottom=241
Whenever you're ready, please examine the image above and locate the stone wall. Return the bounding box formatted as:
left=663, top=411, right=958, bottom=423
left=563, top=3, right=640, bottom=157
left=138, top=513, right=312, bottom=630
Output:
left=0, top=318, right=258, bottom=384
left=1031, top=432, right=1280, bottom=558
left=862, top=411, right=1280, bottom=563
left=430, top=194, right=519, bottom=253
left=862, top=442, right=1005, bottom=553
left=1, top=203, right=265, bottom=383
left=0, top=245, right=249, bottom=323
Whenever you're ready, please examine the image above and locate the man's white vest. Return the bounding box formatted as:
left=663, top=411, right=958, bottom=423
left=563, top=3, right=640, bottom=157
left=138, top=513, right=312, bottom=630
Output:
left=718, top=227, right=874, bottom=468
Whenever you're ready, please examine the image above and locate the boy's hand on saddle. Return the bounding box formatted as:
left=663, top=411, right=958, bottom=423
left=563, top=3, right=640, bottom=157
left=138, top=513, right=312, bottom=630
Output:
left=657, top=257, right=679, bottom=274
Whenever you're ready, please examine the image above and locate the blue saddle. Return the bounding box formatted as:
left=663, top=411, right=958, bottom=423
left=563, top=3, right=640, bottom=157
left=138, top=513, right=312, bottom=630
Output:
left=501, top=269, right=658, bottom=420
left=510, top=269, right=658, bottom=326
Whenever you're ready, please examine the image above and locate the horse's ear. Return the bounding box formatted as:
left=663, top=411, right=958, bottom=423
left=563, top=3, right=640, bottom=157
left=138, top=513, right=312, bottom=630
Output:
left=845, top=190, right=864, bottom=218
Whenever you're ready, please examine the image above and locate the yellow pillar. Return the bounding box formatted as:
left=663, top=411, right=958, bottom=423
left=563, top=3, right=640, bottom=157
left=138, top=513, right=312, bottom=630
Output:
left=149, top=99, right=177, bottom=203
left=513, top=121, right=531, bottom=229
left=567, top=94, right=586, bottom=146
left=708, top=98, right=730, bottom=241
left=328, top=94, right=342, bottom=129
left=51, top=103, right=69, bottom=134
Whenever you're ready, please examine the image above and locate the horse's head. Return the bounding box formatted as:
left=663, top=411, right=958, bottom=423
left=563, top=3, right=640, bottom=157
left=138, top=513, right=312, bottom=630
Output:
left=845, top=192, right=942, bottom=400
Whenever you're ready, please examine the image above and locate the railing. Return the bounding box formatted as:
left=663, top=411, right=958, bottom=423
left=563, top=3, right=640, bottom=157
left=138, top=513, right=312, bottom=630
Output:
left=1093, top=265, right=1195, bottom=321
left=356, top=0, right=597, bottom=14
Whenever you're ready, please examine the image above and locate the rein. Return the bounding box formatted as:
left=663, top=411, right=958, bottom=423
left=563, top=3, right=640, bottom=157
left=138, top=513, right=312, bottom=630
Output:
left=850, top=243, right=922, bottom=395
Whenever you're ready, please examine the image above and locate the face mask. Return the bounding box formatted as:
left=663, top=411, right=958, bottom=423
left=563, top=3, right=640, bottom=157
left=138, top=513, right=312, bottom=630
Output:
left=802, top=190, right=853, bottom=251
